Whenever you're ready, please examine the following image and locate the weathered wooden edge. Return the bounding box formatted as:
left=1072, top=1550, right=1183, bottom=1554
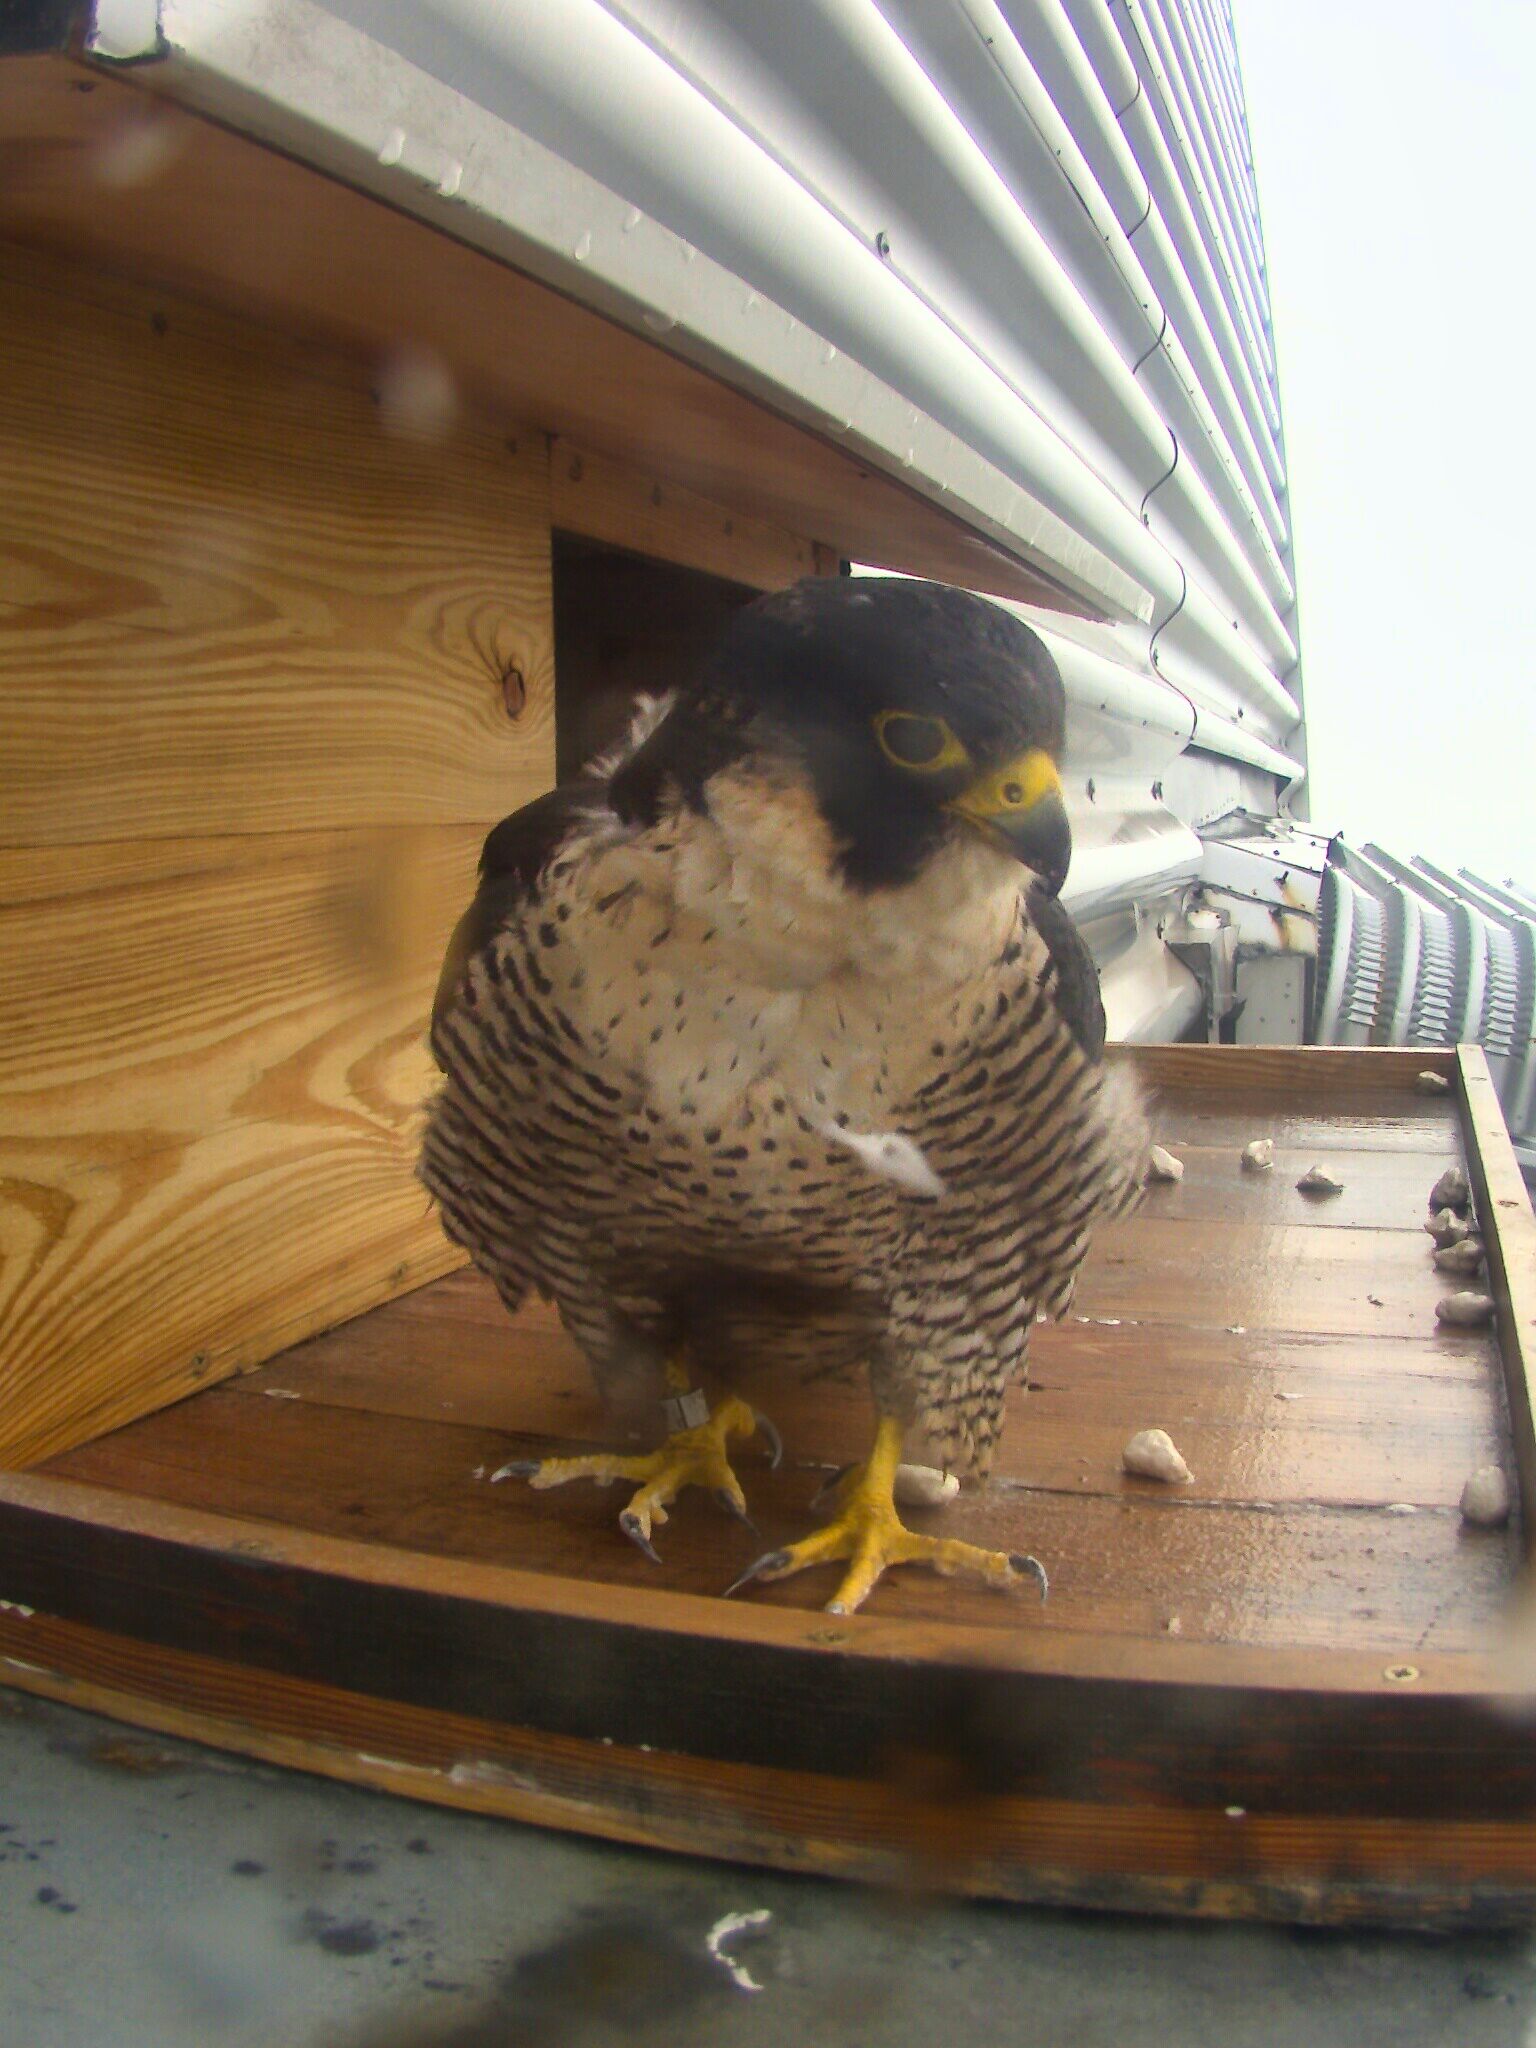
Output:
left=549, top=438, right=821, bottom=591
left=0, top=1469, right=1506, bottom=1699
left=2, top=1608, right=1532, bottom=1931
left=1458, top=1043, right=1536, bottom=1552
left=0, top=1471, right=1530, bottom=1828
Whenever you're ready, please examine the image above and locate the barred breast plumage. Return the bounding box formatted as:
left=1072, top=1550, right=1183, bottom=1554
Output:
left=419, top=574, right=1148, bottom=1610
left=421, top=777, right=1144, bottom=1475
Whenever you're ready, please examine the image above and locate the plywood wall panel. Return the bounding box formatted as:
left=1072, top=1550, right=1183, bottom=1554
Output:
left=0, top=243, right=553, bottom=846
left=0, top=825, right=492, bottom=1467
left=0, top=243, right=556, bottom=1462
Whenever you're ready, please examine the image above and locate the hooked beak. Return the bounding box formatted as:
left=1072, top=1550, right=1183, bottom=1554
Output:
left=945, top=747, right=1072, bottom=895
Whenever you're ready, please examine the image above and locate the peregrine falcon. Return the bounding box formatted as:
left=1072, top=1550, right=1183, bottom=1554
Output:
left=422, top=576, right=1146, bottom=1613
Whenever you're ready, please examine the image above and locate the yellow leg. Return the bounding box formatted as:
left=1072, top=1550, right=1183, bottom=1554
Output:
left=727, top=1415, right=1047, bottom=1615
left=491, top=1374, right=777, bottom=1562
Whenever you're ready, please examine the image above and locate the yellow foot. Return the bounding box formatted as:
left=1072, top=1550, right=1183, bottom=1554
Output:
left=490, top=1395, right=779, bottom=1563
left=725, top=1416, right=1047, bottom=1615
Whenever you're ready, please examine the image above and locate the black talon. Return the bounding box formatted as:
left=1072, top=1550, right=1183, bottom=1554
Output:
left=753, top=1409, right=784, bottom=1471
left=713, top=1488, right=760, bottom=1537
left=620, top=1511, right=663, bottom=1565
left=723, top=1548, right=791, bottom=1598
left=490, top=1459, right=541, bottom=1482
left=1010, top=1552, right=1049, bottom=1603
left=811, top=1462, right=855, bottom=1509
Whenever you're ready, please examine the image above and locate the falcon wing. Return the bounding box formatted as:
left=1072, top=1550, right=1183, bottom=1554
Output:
left=431, top=781, right=606, bottom=1046
left=1028, top=882, right=1107, bottom=1062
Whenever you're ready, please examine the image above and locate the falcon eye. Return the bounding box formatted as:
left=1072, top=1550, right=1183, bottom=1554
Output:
left=1002, top=782, right=1025, bottom=806
left=872, top=710, right=970, bottom=774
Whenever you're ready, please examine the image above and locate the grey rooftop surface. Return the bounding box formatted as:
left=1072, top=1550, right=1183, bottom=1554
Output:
left=1, top=1686, right=1532, bottom=2047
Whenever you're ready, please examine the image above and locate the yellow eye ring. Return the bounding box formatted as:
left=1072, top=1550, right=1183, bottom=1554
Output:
left=872, top=710, right=972, bottom=775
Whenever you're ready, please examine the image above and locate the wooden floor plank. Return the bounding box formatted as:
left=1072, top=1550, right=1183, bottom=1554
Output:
left=1143, top=1096, right=1460, bottom=1158
left=227, top=1281, right=1504, bottom=1510
left=1078, top=1215, right=1470, bottom=1337
left=43, top=1383, right=1517, bottom=1653
left=1134, top=1144, right=1462, bottom=1232
left=1115, top=1045, right=1458, bottom=1099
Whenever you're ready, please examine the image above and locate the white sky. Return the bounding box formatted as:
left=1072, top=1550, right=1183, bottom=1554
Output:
left=1233, top=0, right=1535, bottom=888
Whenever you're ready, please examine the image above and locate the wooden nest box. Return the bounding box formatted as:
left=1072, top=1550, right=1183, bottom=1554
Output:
left=3, top=44, right=1536, bottom=1931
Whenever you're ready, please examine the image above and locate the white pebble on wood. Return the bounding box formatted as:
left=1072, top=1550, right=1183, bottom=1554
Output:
left=893, top=1463, right=960, bottom=1509
left=1295, top=1164, right=1344, bottom=1195
left=1459, top=1467, right=1511, bottom=1528
left=1416, top=1071, right=1451, bottom=1095
left=1424, top=1208, right=1470, bottom=1248
left=1122, top=1428, right=1192, bottom=1483
left=1240, top=1138, right=1274, bottom=1171
left=1432, top=1238, right=1485, bottom=1276
left=1435, top=1291, right=1495, bottom=1327
left=1146, top=1144, right=1184, bottom=1183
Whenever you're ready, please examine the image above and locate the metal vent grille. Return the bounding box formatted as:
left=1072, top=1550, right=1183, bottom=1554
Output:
left=1312, top=844, right=1536, bottom=1173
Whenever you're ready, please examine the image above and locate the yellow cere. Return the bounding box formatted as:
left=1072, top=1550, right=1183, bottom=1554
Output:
left=953, top=746, right=1062, bottom=819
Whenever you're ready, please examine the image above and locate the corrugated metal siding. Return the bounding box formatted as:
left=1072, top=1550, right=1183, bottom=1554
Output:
left=1313, top=846, right=1536, bottom=1172
left=108, top=0, right=1303, bottom=1020
left=588, top=0, right=1305, bottom=761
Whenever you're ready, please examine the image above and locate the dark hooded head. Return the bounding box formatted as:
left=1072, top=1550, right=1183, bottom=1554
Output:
left=610, top=576, right=1073, bottom=895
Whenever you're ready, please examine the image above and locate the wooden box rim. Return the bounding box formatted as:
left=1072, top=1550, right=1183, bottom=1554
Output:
left=2, top=1041, right=1532, bottom=1927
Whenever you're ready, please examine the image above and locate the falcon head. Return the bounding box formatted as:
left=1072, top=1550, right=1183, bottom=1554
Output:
left=610, top=576, right=1072, bottom=896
